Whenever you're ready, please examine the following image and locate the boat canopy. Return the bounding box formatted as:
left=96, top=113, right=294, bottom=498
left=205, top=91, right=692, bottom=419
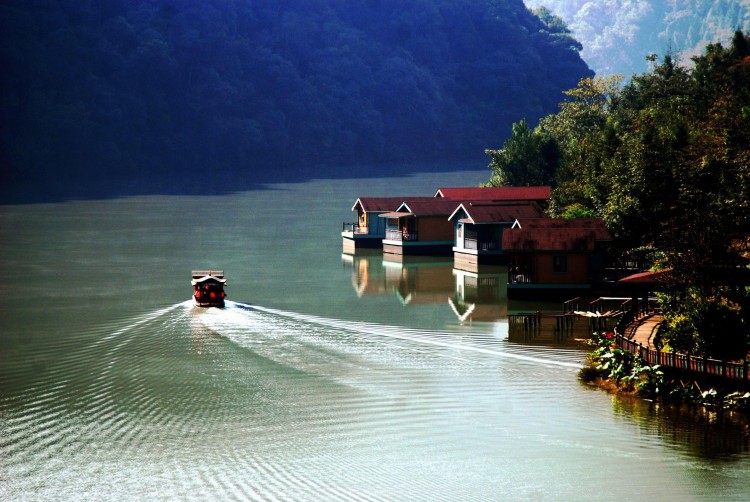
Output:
left=191, top=270, right=227, bottom=285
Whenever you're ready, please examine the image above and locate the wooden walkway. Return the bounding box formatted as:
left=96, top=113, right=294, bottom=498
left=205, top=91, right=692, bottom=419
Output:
left=617, top=312, right=749, bottom=383
left=625, top=313, right=663, bottom=348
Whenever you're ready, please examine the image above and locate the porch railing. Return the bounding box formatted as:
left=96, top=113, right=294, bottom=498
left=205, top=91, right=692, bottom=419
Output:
left=386, top=229, right=417, bottom=241
left=464, top=238, right=499, bottom=251
left=342, top=222, right=369, bottom=234
left=509, top=271, right=534, bottom=284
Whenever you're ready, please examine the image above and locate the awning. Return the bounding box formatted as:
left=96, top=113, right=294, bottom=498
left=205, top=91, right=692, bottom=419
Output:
left=378, top=212, right=414, bottom=218
left=618, top=269, right=672, bottom=284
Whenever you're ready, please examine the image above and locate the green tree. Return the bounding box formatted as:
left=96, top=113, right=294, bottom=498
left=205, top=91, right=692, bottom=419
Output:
left=484, top=119, right=559, bottom=187
left=488, top=32, right=750, bottom=358
left=542, top=75, right=623, bottom=215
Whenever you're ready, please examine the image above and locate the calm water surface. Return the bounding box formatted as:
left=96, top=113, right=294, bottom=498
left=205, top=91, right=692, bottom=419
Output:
left=1, top=170, right=749, bottom=501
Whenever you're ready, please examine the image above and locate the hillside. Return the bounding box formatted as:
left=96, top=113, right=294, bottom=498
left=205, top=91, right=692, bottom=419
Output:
left=0, top=0, right=592, bottom=202
left=525, top=0, right=750, bottom=76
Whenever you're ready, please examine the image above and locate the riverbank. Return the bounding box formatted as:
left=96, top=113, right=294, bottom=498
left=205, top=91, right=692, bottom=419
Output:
left=579, top=331, right=750, bottom=413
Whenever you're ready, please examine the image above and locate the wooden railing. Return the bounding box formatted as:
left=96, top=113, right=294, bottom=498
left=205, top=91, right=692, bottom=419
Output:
left=508, top=312, right=576, bottom=340
left=464, top=238, right=499, bottom=251
left=614, top=305, right=749, bottom=381
left=342, top=222, right=369, bottom=234
left=386, top=229, right=417, bottom=241
left=615, top=333, right=749, bottom=380
left=509, top=272, right=534, bottom=284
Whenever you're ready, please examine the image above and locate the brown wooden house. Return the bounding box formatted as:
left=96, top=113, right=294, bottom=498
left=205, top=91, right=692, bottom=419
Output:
left=502, top=218, right=612, bottom=290
left=380, top=198, right=461, bottom=256
left=449, top=201, right=547, bottom=271
left=342, top=196, right=431, bottom=253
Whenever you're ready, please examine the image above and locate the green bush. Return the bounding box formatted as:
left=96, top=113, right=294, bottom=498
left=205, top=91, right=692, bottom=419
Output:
left=578, top=364, right=604, bottom=382
left=661, top=313, right=699, bottom=354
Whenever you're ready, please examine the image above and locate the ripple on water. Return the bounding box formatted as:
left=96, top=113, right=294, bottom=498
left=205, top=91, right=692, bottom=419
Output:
left=5, top=301, right=748, bottom=501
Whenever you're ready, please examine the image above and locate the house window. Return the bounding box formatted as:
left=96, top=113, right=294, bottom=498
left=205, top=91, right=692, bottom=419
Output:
left=553, top=255, right=568, bottom=273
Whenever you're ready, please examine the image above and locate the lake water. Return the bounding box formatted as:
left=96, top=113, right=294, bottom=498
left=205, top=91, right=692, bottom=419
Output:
left=2, top=169, right=749, bottom=501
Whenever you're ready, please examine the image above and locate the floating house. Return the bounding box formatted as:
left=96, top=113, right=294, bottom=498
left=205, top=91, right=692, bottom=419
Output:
left=449, top=201, right=547, bottom=271
left=380, top=198, right=461, bottom=256
left=342, top=196, right=430, bottom=253
left=502, top=218, right=612, bottom=290
left=340, top=185, right=614, bottom=293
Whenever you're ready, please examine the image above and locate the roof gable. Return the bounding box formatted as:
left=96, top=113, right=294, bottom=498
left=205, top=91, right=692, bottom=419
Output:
left=448, top=201, right=545, bottom=223
left=352, top=196, right=428, bottom=212
left=397, top=198, right=461, bottom=216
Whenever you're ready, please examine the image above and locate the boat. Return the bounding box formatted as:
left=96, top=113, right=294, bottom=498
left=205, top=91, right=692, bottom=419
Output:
left=191, top=270, right=227, bottom=307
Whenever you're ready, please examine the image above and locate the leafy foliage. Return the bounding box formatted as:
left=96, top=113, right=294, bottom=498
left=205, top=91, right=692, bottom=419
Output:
left=660, top=291, right=749, bottom=360
left=484, top=119, right=559, bottom=187
left=490, top=34, right=750, bottom=358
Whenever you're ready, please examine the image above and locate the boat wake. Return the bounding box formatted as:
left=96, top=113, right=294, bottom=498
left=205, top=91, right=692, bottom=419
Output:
left=195, top=301, right=583, bottom=371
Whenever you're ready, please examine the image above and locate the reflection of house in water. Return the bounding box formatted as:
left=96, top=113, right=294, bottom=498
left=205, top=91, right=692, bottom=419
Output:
left=343, top=252, right=457, bottom=306
left=450, top=268, right=508, bottom=322
left=382, top=255, right=455, bottom=305
left=341, top=251, right=387, bottom=297
left=343, top=250, right=510, bottom=323
left=343, top=250, right=616, bottom=351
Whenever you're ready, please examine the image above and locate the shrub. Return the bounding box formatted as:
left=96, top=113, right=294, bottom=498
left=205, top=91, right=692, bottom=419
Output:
left=661, top=313, right=698, bottom=354
left=629, top=364, right=665, bottom=398
left=578, top=364, right=604, bottom=382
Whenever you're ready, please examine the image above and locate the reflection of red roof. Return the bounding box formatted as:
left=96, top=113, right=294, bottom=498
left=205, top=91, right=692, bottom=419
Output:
left=434, top=186, right=550, bottom=201
left=449, top=202, right=545, bottom=223
left=502, top=218, right=612, bottom=251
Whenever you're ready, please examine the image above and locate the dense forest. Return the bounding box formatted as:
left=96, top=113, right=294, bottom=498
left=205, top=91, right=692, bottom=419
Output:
left=487, top=32, right=750, bottom=359
left=525, top=0, right=750, bottom=76
left=0, top=0, right=591, bottom=202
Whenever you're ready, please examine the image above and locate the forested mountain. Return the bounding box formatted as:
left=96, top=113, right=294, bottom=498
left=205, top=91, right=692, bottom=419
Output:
left=0, top=0, right=591, bottom=202
left=524, top=0, right=750, bottom=76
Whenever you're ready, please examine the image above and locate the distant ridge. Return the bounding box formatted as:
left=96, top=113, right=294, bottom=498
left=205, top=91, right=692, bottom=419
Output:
left=524, top=0, right=750, bottom=76
left=1, top=0, right=592, bottom=202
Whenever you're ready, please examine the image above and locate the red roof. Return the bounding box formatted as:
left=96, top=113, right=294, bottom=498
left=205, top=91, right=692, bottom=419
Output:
left=502, top=218, right=612, bottom=252
left=434, top=186, right=551, bottom=201
left=618, top=269, right=673, bottom=284
left=518, top=218, right=611, bottom=240
left=449, top=202, right=546, bottom=223
left=353, top=196, right=431, bottom=212
left=396, top=198, right=462, bottom=216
